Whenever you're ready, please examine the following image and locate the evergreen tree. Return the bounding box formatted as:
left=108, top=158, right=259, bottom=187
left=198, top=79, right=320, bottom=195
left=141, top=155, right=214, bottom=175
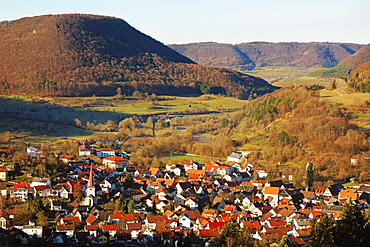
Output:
left=309, top=215, right=336, bottom=247
left=278, top=236, right=294, bottom=247
left=333, top=201, right=370, bottom=247
left=127, top=199, right=136, bottom=213
left=28, top=193, right=46, bottom=214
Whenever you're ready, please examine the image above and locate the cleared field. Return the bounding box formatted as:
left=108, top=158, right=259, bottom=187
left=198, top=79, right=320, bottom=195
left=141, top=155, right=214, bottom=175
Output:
left=52, top=94, right=247, bottom=115
left=237, top=66, right=323, bottom=82
left=272, top=76, right=331, bottom=87
left=319, top=89, right=370, bottom=130
left=319, top=90, right=370, bottom=105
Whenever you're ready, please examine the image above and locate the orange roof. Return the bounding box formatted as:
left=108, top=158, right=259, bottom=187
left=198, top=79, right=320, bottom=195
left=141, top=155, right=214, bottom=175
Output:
left=103, top=156, right=128, bottom=161
left=84, top=225, right=97, bottom=231
left=338, top=188, right=358, bottom=200
left=56, top=223, right=74, bottom=231
left=244, top=220, right=261, bottom=228
left=199, top=229, right=220, bottom=238
left=86, top=215, right=98, bottom=224
left=264, top=186, right=280, bottom=195
left=12, top=182, right=29, bottom=190
left=102, top=224, right=119, bottom=231
left=61, top=216, right=81, bottom=224
left=186, top=169, right=206, bottom=175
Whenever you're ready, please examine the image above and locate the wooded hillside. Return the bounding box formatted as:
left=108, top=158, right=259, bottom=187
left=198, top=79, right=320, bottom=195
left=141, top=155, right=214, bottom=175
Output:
left=169, top=42, right=363, bottom=68
left=0, top=14, right=276, bottom=98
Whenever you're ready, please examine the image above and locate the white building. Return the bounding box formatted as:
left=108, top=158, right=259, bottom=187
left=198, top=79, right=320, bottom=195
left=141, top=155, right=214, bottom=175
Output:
left=96, top=148, right=115, bottom=158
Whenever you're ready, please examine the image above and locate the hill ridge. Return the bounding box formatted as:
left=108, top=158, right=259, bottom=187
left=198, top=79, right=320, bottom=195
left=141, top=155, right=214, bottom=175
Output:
left=0, top=14, right=276, bottom=99
left=169, top=42, right=364, bottom=68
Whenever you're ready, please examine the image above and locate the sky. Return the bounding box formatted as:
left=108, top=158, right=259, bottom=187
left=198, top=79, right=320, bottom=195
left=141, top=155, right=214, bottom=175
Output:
left=2, top=0, right=370, bottom=45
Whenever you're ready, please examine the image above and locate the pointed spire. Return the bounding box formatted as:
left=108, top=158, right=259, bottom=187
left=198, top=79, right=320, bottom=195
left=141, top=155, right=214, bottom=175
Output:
left=88, top=164, right=94, bottom=188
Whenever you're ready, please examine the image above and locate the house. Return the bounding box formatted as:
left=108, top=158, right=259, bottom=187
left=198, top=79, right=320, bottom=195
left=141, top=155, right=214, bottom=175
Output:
left=26, top=147, right=41, bottom=157
left=0, top=166, right=8, bottom=181
left=0, top=216, right=8, bottom=229
left=49, top=200, right=67, bottom=212
left=52, top=185, right=69, bottom=199
left=15, top=223, right=43, bottom=238
left=102, top=156, right=129, bottom=169
left=79, top=145, right=91, bottom=156
left=102, top=224, right=119, bottom=237
left=183, top=160, right=199, bottom=171
left=55, top=224, right=74, bottom=237
left=338, top=188, right=358, bottom=200
left=10, top=182, right=29, bottom=202
left=30, top=177, right=51, bottom=187
left=96, top=148, right=115, bottom=157
left=126, top=222, right=142, bottom=239
left=227, top=151, right=250, bottom=163
left=33, top=185, right=52, bottom=198
left=263, top=186, right=280, bottom=207
left=84, top=224, right=97, bottom=237
left=145, top=215, right=167, bottom=231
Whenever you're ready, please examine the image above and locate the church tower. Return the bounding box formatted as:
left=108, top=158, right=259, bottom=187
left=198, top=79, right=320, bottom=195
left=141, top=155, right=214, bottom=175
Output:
left=86, top=164, right=95, bottom=197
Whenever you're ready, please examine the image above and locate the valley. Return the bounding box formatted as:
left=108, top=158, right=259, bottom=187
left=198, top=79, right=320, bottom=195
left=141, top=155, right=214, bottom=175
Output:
left=0, top=12, right=369, bottom=247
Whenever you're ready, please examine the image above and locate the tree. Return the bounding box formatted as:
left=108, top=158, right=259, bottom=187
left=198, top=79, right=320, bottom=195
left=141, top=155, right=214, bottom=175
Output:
left=277, top=131, right=290, bottom=145
left=28, top=193, right=46, bottom=214
left=36, top=210, right=48, bottom=226
left=106, top=120, right=117, bottom=131
left=278, top=236, right=294, bottom=247
left=115, top=87, right=124, bottom=99
left=220, top=221, right=240, bottom=247
left=333, top=201, right=370, bottom=247
left=221, top=118, right=229, bottom=128
left=127, top=199, right=136, bottom=213
left=73, top=181, right=84, bottom=202
left=306, top=163, right=314, bottom=191
left=116, top=195, right=127, bottom=212
left=309, top=215, right=336, bottom=247
left=74, top=118, right=83, bottom=127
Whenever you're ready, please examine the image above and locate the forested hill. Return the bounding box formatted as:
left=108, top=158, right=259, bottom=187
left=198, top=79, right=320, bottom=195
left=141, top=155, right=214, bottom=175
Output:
left=0, top=14, right=276, bottom=98
left=169, top=42, right=363, bottom=68
left=338, top=43, right=370, bottom=67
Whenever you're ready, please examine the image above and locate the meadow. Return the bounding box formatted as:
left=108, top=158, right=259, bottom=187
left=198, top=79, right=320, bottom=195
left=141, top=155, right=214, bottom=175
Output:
left=236, top=66, right=323, bottom=83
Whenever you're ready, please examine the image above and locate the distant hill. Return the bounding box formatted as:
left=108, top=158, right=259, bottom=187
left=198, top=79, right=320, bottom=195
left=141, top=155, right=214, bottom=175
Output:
left=338, top=43, right=370, bottom=67
left=347, top=60, right=370, bottom=92
left=169, top=42, right=363, bottom=68
left=0, top=14, right=276, bottom=98
left=309, top=43, right=370, bottom=78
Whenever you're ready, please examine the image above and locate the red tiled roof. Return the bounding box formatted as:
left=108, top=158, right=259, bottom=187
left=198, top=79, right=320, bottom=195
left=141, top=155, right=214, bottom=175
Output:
left=84, top=225, right=97, bottom=231
left=208, top=222, right=227, bottom=229
left=86, top=215, right=98, bottom=224
left=199, top=229, right=220, bottom=238
left=244, top=220, right=261, bottom=228
left=102, top=224, right=119, bottom=231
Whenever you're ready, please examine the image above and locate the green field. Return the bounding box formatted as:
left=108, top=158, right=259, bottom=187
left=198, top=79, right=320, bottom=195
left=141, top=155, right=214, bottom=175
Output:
left=272, top=76, right=331, bottom=87
left=236, top=66, right=323, bottom=83
left=66, top=95, right=247, bottom=115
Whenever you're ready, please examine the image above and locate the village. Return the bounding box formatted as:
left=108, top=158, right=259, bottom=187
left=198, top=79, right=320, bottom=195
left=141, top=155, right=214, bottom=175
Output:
left=0, top=143, right=369, bottom=247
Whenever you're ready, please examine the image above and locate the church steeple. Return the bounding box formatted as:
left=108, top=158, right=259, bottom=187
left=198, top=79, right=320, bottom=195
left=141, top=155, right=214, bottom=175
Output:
left=88, top=164, right=94, bottom=188
left=86, top=164, right=95, bottom=197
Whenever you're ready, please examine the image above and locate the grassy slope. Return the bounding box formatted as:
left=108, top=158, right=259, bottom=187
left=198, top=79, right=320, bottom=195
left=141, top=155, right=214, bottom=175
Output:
left=51, top=95, right=247, bottom=115
left=319, top=89, right=370, bottom=130
left=235, top=66, right=324, bottom=82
